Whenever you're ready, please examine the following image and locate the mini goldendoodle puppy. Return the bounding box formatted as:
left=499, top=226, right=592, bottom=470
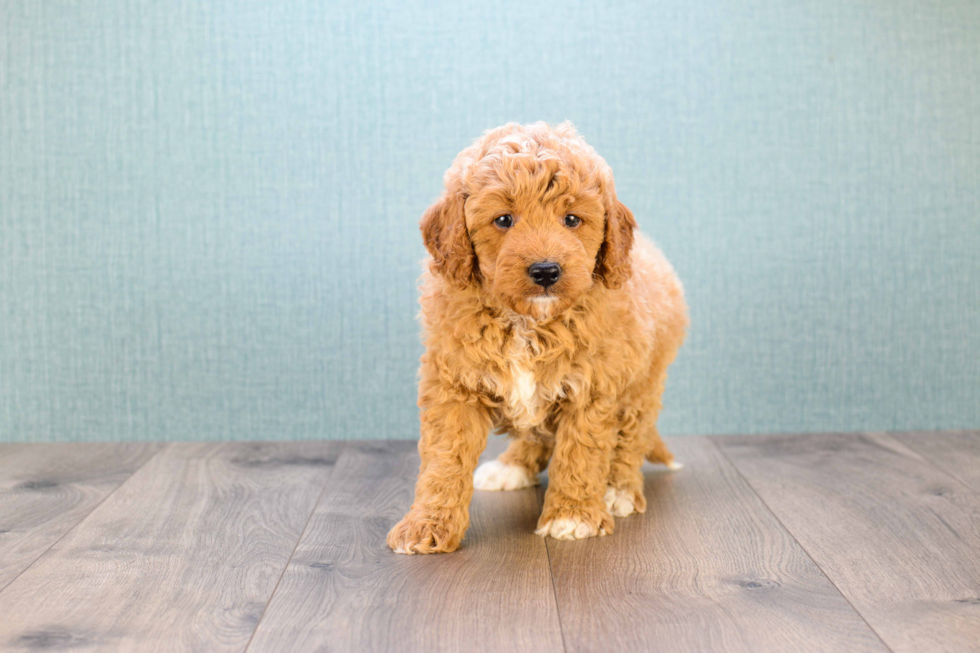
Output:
left=387, top=122, right=687, bottom=554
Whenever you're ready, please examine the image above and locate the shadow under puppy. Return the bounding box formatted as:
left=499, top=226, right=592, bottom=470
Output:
left=388, top=122, right=688, bottom=554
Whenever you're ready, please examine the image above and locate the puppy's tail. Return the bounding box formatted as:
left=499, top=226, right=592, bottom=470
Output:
left=645, top=439, right=683, bottom=470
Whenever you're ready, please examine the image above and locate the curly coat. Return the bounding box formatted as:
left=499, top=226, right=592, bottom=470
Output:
left=387, top=122, right=687, bottom=554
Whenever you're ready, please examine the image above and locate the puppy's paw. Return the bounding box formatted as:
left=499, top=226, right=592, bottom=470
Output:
left=535, top=517, right=603, bottom=540
left=604, top=485, right=642, bottom=517
left=387, top=511, right=464, bottom=555
left=473, top=460, right=537, bottom=491
left=535, top=506, right=613, bottom=541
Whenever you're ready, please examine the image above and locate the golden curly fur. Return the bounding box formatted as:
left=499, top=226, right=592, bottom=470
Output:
left=387, top=122, right=688, bottom=554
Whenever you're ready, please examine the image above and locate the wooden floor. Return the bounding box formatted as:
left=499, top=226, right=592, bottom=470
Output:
left=0, top=432, right=978, bottom=653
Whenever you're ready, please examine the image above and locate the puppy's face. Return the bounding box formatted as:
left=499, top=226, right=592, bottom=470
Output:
left=421, top=123, right=636, bottom=319
left=464, top=168, right=605, bottom=318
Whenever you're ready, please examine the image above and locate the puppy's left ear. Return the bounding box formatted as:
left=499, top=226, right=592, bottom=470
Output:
left=595, top=198, right=637, bottom=289
left=420, top=191, right=477, bottom=288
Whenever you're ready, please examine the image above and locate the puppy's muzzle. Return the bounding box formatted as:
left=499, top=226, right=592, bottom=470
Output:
left=527, top=261, right=562, bottom=288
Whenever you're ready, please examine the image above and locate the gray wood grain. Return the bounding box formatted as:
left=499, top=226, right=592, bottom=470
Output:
left=246, top=439, right=565, bottom=653
left=545, top=436, right=888, bottom=653
left=0, top=442, right=162, bottom=591
left=0, top=441, right=341, bottom=653
left=719, top=432, right=980, bottom=653
left=892, top=430, right=980, bottom=492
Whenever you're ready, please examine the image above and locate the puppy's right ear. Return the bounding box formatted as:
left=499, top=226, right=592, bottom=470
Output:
left=420, top=192, right=477, bottom=288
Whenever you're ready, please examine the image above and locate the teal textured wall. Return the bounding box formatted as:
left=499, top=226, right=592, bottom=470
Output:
left=2, top=0, right=978, bottom=442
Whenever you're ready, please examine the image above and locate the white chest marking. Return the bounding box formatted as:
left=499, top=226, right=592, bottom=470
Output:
left=499, top=327, right=549, bottom=428
left=509, top=364, right=538, bottom=416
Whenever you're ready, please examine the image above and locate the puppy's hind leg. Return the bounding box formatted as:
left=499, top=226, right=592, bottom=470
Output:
left=474, top=430, right=553, bottom=491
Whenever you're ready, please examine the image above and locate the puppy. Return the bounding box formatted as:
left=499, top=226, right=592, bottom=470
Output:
left=387, top=122, right=687, bottom=554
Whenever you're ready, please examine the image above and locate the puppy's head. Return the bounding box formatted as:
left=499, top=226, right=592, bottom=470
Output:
left=421, top=122, right=635, bottom=318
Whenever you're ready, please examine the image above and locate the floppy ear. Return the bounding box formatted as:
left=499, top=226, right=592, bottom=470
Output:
left=595, top=199, right=637, bottom=289
left=419, top=192, right=477, bottom=288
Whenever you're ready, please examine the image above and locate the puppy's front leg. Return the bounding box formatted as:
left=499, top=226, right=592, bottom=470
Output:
left=536, top=403, right=616, bottom=540
left=387, top=393, right=491, bottom=554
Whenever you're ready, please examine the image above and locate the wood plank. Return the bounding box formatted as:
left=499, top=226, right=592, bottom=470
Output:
left=545, top=436, right=888, bottom=653
left=0, top=443, right=162, bottom=591
left=718, top=432, right=980, bottom=653
left=246, top=438, right=565, bottom=653
left=0, top=441, right=342, bottom=653
left=892, top=431, right=980, bottom=492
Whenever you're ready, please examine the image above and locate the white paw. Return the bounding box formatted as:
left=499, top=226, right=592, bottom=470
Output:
left=473, top=460, right=537, bottom=491
left=667, top=460, right=683, bottom=470
left=535, top=517, right=607, bottom=540
left=604, top=486, right=638, bottom=517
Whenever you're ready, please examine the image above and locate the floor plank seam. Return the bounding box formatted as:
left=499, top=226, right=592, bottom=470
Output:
left=241, top=447, right=341, bottom=653
left=885, top=432, right=978, bottom=494
left=709, top=436, right=897, bottom=653
left=535, top=481, right=569, bottom=653
left=0, top=442, right=169, bottom=597
left=544, top=535, right=569, bottom=653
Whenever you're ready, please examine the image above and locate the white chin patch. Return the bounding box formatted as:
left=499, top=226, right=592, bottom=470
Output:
left=535, top=517, right=606, bottom=540
left=604, top=486, right=637, bottom=517
left=528, top=296, right=558, bottom=318
left=473, top=460, right=537, bottom=491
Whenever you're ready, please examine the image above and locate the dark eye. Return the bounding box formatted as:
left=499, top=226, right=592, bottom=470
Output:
left=564, top=214, right=581, bottom=227
left=494, top=214, right=514, bottom=229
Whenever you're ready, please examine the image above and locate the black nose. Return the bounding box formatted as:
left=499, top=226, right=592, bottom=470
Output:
left=527, top=262, right=562, bottom=288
